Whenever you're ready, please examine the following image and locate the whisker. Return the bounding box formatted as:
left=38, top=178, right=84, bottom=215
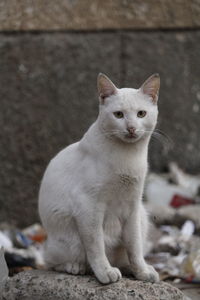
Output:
left=152, top=129, right=174, bottom=153
left=134, top=128, right=173, bottom=153
left=98, top=127, right=173, bottom=153
left=101, top=129, right=127, bottom=135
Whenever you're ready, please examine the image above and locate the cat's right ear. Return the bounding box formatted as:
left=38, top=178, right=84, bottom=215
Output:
left=97, top=73, right=117, bottom=104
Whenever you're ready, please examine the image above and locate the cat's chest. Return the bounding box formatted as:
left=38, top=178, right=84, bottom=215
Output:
left=102, top=151, right=147, bottom=189
left=88, top=147, right=147, bottom=204
left=101, top=171, right=143, bottom=211
left=102, top=173, right=143, bottom=246
left=102, top=174, right=140, bottom=247
left=103, top=168, right=144, bottom=194
left=117, top=173, right=138, bottom=188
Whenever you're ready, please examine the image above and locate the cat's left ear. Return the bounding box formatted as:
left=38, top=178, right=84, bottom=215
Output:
left=140, top=74, right=160, bottom=103
left=97, top=73, right=117, bottom=104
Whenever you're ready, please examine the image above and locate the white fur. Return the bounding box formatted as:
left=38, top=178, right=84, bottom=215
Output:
left=38, top=74, right=160, bottom=284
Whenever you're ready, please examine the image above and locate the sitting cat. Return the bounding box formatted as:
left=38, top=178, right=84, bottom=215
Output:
left=38, top=73, right=160, bottom=284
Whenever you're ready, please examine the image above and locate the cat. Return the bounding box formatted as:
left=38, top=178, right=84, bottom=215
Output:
left=38, top=73, right=160, bottom=284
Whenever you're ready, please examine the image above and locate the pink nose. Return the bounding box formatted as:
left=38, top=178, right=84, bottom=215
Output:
left=127, top=127, right=136, bottom=135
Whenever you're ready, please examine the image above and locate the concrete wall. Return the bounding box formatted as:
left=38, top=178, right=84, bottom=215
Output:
left=0, top=1, right=200, bottom=227
left=1, top=0, right=200, bottom=30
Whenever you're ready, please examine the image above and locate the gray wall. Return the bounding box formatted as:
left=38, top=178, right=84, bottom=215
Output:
left=1, top=2, right=200, bottom=227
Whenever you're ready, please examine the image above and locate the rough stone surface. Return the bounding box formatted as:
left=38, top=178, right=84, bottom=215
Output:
left=1, top=270, right=186, bottom=300
left=0, top=0, right=200, bottom=31
left=123, top=31, right=200, bottom=173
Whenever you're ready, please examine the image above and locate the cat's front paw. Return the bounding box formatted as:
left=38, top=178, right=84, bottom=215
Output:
left=133, top=264, right=159, bottom=283
left=95, top=266, right=122, bottom=284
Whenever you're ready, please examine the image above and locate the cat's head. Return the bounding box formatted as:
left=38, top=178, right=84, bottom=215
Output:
left=97, top=73, right=160, bottom=144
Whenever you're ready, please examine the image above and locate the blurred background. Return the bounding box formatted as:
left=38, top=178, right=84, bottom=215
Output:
left=0, top=1, right=200, bottom=227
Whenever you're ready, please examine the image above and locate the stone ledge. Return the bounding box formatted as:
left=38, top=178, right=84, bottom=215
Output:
left=1, top=270, right=186, bottom=300
left=0, top=0, right=200, bottom=31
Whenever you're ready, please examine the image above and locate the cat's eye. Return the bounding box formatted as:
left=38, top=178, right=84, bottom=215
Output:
left=137, top=110, right=147, bottom=118
left=113, top=111, right=124, bottom=119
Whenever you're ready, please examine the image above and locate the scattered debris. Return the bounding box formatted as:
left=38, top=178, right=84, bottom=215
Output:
left=145, top=162, right=200, bottom=207
left=170, top=194, right=195, bottom=208
left=0, top=223, right=45, bottom=276
left=145, top=163, right=200, bottom=285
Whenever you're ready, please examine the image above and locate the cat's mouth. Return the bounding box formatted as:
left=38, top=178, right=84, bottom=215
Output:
left=125, top=133, right=138, bottom=139
left=119, top=133, right=140, bottom=144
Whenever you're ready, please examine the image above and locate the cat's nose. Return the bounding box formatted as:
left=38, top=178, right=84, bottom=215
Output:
left=127, top=127, right=136, bottom=135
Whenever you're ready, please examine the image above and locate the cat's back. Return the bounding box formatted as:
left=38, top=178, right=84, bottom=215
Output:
left=45, top=141, right=79, bottom=175
left=39, top=141, right=81, bottom=198
left=38, top=141, right=84, bottom=218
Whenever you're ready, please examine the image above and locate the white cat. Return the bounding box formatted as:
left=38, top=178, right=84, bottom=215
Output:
left=38, top=73, right=160, bottom=284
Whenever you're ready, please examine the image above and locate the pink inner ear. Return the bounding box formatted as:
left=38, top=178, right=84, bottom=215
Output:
left=143, top=86, right=157, bottom=101
left=141, top=74, right=160, bottom=103
left=100, top=88, right=115, bottom=99
left=98, top=74, right=117, bottom=100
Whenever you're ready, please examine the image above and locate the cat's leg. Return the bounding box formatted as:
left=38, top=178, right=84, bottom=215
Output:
left=76, top=206, right=122, bottom=284
left=43, top=221, right=87, bottom=275
left=123, top=203, right=159, bottom=283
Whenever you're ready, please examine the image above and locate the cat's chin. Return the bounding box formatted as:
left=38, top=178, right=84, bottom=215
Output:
left=118, top=135, right=141, bottom=144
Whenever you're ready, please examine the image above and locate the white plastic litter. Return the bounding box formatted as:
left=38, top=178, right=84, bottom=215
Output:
left=180, top=220, right=195, bottom=241
left=145, top=162, right=200, bottom=206
left=0, top=231, right=13, bottom=249
left=145, top=173, right=194, bottom=206
left=169, top=162, right=200, bottom=196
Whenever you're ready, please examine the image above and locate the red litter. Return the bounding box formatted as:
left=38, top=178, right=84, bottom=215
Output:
left=170, top=194, right=195, bottom=208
